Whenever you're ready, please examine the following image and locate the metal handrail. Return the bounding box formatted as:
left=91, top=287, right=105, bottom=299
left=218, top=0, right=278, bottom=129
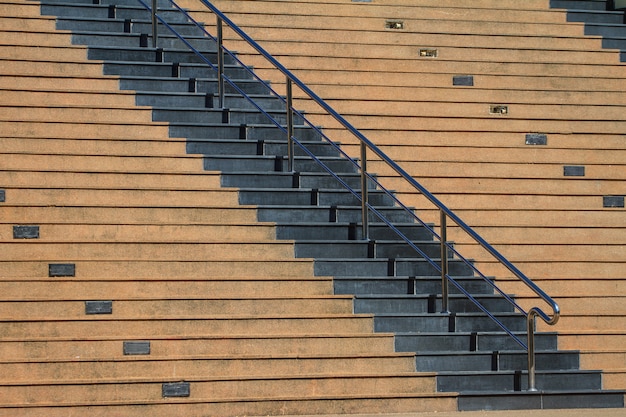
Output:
left=141, top=0, right=560, bottom=391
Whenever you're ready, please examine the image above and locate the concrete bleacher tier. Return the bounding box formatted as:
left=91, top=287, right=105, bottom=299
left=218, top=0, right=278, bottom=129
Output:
left=0, top=0, right=624, bottom=414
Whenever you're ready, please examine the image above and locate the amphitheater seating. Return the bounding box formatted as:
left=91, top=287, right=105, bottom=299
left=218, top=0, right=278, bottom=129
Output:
left=0, top=0, right=624, bottom=414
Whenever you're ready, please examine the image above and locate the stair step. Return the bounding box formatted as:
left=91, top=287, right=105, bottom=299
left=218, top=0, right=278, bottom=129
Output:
left=314, top=258, right=474, bottom=277
left=438, top=370, right=604, bottom=392
left=0, top=297, right=354, bottom=318
left=394, top=331, right=558, bottom=352
left=458, top=389, right=625, bottom=410
left=0, top=333, right=398, bottom=360
left=0, top=372, right=437, bottom=404
left=1, top=187, right=240, bottom=206
left=415, top=350, right=579, bottom=372
left=0, top=259, right=315, bottom=278
left=257, top=205, right=418, bottom=224
left=0, top=278, right=333, bottom=299
left=0, top=241, right=296, bottom=261
left=354, top=294, right=515, bottom=315
left=295, top=240, right=443, bottom=260
left=276, top=223, right=433, bottom=241
left=0, top=393, right=456, bottom=417
left=187, top=138, right=337, bottom=157
left=334, top=276, right=494, bottom=296
left=0, top=315, right=376, bottom=338
left=374, top=312, right=526, bottom=333
left=221, top=172, right=369, bottom=190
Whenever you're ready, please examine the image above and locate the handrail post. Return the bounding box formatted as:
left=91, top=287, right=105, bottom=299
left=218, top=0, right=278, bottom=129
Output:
left=360, top=142, right=369, bottom=240
left=286, top=78, right=294, bottom=172
left=440, top=210, right=449, bottom=313
left=216, top=16, right=225, bottom=108
left=150, top=0, right=158, bottom=47
left=527, top=312, right=538, bottom=391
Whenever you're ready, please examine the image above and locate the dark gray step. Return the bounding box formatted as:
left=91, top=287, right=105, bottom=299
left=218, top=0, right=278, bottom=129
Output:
left=257, top=205, right=418, bottom=224
left=458, top=390, right=625, bottom=411
left=41, top=4, right=188, bottom=22
left=334, top=276, right=495, bottom=296
left=186, top=138, right=336, bottom=157
left=315, top=258, right=474, bottom=278
left=566, top=9, right=624, bottom=23
left=153, top=107, right=294, bottom=125
left=38, top=0, right=173, bottom=6
left=294, top=240, right=443, bottom=260
left=220, top=172, right=372, bottom=190
left=602, top=37, right=626, bottom=49
left=204, top=155, right=356, bottom=173
left=373, top=312, right=526, bottom=333
left=138, top=92, right=283, bottom=109
left=72, top=32, right=217, bottom=50
left=150, top=93, right=285, bottom=111
left=103, top=61, right=252, bottom=79
left=155, top=108, right=290, bottom=125
left=354, top=294, right=515, bottom=315
left=394, top=331, right=559, bottom=352
left=237, top=188, right=393, bottom=207
left=276, top=223, right=433, bottom=241
left=121, top=77, right=267, bottom=95
left=87, top=46, right=233, bottom=65
left=550, top=0, right=609, bottom=10
left=415, top=350, right=579, bottom=372
left=56, top=17, right=207, bottom=37
left=438, top=370, right=604, bottom=392
left=585, top=23, right=626, bottom=37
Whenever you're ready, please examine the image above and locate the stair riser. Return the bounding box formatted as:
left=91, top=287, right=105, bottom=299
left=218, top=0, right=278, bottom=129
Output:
left=415, top=352, right=579, bottom=372
left=1, top=356, right=416, bottom=382
left=102, top=62, right=251, bottom=79
left=0, top=280, right=332, bottom=299
left=221, top=174, right=372, bottom=190
left=0, top=374, right=435, bottom=403
left=374, top=315, right=526, bottom=333
left=238, top=190, right=393, bottom=207
left=120, top=79, right=266, bottom=95
left=0, top=396, right=456, bottom=417
left=0, top=260, right=315, bottom=279
left=57, top=19, right=206, bottom=37
left=1, top=189, right=239, bottom=206
left=0, top=317, right=374, bottom=339
left=173, top=124, right=319, bottom=141
left=73, top=33, right=217, bottom=51
left=0, top=206, right=260, bottom=225
left=0, top=298, right=353, bottom=318
left=0, top=335, right=396, bottom=360
left=206, top=158, right=355, bottom=174
left=153, top=109, right=293, bottom=125
left=0, top=242, right=294, bottom=261
left=186, top=140, right=336, bottom=157
left=437, top=372, right=603, bottom=392
left=295, top=241, right=443, bottom=260
left=315, top=259, right=474, bottom=278
left=567, top=10, right=624, bottom=23
left=258, top=207, right=417, bottom=224
left=334, top=278, right=494, bottom=296
left=354, top=297, right=515, bottom=315
left=276, top=224, right=433, bottom=242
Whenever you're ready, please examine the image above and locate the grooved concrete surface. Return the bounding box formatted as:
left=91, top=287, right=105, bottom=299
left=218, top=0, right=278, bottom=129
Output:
left=276, top=409, right=626, bottom=417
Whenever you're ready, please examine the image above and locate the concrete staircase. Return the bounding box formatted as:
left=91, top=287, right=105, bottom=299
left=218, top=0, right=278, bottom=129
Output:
left=0, top=0, right=624, bottom=414
left=177, top=0, right=626, bottom=394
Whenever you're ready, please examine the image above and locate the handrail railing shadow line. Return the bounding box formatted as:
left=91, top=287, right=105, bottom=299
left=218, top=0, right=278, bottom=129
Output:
left=138, top=0, right=560, bottom=392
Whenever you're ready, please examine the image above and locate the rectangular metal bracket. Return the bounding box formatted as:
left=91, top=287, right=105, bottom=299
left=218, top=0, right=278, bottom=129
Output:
left=162, top=382, right=190, bottom=397
left=419, top=48, right=438, bottom=58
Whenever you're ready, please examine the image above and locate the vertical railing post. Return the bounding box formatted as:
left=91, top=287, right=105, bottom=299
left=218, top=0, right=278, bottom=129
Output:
left=440, top=210, right=449, bottom=313
left=150, top=0, right=158, bottom=47
left=216, top=16, right=225, bottom=108
left=360, top=142, right=369, bottom=240
left=286, top=78, right=294, bottom=172
left=527, top=312, right=538, bottom=391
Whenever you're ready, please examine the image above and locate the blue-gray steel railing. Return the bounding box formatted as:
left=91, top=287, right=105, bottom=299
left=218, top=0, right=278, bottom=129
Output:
left=140, top=0, right=560, bottom=391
